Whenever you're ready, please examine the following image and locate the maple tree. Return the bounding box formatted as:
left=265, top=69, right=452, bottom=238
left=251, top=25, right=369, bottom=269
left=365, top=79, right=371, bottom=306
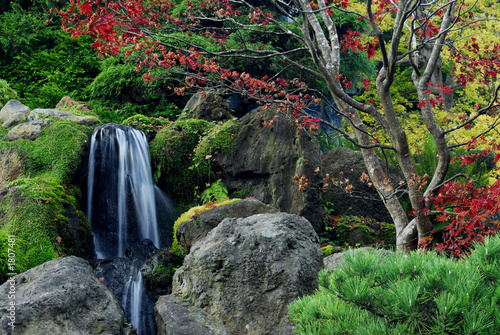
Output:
left=56, top=0, right=500, bottom=251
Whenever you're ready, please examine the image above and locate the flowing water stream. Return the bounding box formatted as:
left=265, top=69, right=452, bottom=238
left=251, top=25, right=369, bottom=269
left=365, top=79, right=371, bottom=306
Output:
left=87, top=123, right=172, bottom=334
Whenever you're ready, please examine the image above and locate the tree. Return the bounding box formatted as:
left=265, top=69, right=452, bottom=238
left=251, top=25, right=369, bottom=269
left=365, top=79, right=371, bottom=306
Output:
left=56, top=0, right=500, bottom=250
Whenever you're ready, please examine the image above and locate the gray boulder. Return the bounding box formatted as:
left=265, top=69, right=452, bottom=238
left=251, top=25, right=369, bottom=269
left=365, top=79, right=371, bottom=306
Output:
left=30, top=108, right=99, bottom=126
left=1, top=100, right=30, bottom=128
left=322, top=147, right=405, bottom=223
left=179, top=91, right=232, bottom=122
left=217, top=108, right=324, bottom=232
left=0, top=256, right=126, bottom=335
left=7, top=119, right=51, bottom=141
left=155, top=213, right=323, bottom=335
left=176, top=198, right=278, bottom=251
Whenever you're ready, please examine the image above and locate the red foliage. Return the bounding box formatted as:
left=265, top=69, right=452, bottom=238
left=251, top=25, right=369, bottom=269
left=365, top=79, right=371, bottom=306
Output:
left=419, top=180, right=500, bottom=257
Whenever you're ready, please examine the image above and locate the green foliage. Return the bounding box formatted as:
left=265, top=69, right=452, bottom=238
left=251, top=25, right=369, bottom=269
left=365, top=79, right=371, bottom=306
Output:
left=200, top=179, right=229, bottom=204
left=0, top=5, right=100, bottom=108
left=122, top=114, right=173, bottom=140
left=320, top=214, right=396, bottom=248
left=414, top=135, right=491, bottom=189
left=289, top=235, right=500, bottom=334
left=171, top=198, right=240, bottom=256
left=0, top=79, right=18, bottom=107
left=85, top=57, right=183, bottom=121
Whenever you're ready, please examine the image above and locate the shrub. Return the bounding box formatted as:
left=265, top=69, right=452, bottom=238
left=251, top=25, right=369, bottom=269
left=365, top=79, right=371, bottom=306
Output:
left=289, top=236, right=500, bottom=334
left=320, top=214, right=396, bottom=249
left=122, top=114, right=172, bottom=140
left=170, top=198, right=240, bottom=256
left=0, top=79, right=18, bottom=108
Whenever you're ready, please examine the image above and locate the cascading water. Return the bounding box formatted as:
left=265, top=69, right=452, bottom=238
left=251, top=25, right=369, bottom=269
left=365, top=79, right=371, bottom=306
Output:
left=87, top=123, right=173, bottom=334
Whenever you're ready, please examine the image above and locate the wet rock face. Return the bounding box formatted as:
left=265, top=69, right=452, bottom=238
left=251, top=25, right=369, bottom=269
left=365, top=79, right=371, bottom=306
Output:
left=217, top=108, right=324, bottom=233
left=155, top=213, right=324, bottom=335
left=0, top=256, right=126, bottom=335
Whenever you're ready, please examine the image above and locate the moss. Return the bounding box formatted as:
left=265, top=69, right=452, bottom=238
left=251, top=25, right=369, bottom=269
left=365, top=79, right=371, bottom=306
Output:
left=150, top=118, right=241, bottom=208
left=122, top=114, right=172, bottom=140
left=192, top=118, right=240, bottom=178
left=150, top=119, right=211, bottom=206
left=0, top=177, right=92, bottom=282
left=171, top=198, right=241, bottom=257
left=0, top=119, right=92, bottom=282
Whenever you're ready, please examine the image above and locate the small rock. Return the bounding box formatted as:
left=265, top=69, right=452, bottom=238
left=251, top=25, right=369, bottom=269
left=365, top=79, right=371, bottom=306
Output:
left=0, top=147, right=22, bottom=189
left=1, top=100, right=30, bottom=128
left=7, top=119, right=51, bottom=141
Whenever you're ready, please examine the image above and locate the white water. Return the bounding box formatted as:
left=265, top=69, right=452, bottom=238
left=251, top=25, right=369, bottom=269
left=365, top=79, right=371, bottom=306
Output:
left=87, top=124, right=169, bottom=334
left=87, top=124, right=160, bottom=258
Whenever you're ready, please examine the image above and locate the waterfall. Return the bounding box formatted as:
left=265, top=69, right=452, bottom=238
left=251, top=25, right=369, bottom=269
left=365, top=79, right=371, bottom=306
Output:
left=87, top=123, right=160, bottom=258
left=87, top=123, right=172, bottom=334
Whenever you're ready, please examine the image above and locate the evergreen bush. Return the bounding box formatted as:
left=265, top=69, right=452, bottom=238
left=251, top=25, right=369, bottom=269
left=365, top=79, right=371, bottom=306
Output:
left=289, top=236, right=500, bottom=334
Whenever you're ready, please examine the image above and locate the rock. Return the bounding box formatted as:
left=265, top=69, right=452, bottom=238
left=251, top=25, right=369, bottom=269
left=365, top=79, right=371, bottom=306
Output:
left=141, top=251, right=182, bottom=301
left=321, top=147, right=405, bottom=223
left=30, top=108, right=99, bottom=126
left=7, top=119, right=51, bottom=141
left=0, top=256, right=126, bottom=335
left=323, top=247, right=393, bottom=272
left=217, top=108, right=324, bottom=232
left=125, top=238, right=160, bottom=261
left=55, top=96, right=98, bottom=117
left=177, top=197, right=278, bottom=251
left=0, top=147, right=22, bottom=189
left=90, top=257, right=135, bottom=300
left=155, top=213, right=323, bottom=335
left=1, top=100, right=30, bottom=128
left=179, top=91, right=232, bottom=122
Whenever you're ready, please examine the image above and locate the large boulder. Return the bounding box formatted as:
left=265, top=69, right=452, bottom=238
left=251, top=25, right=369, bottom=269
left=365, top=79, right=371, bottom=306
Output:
left=0, top=147, right=22, bottom=190
left=0, top=256, right=128, bottom=335
left=30, top=108, right=99, bottom=126
left=7, top=119, right=51, bottom=141
left=155, top=213, right=323, bottom=335
left=179, top=91, right=233, bottom=122
left=176, top=197, right=278, bottom=251
left=1, top=100, right=30, bottom=128
left=321, top=147, right=405, bottom=223
left=217, top=108, right=324, bottom=232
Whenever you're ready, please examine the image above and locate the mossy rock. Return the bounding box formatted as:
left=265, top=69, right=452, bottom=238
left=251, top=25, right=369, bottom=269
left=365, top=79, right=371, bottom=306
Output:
left=171, top=198, right=240, bottom=257
left=150, top=119, right=211, bottom=206
left=0, top=178, right=92, bottom=282
left=0, top=119, right=93, bottom=283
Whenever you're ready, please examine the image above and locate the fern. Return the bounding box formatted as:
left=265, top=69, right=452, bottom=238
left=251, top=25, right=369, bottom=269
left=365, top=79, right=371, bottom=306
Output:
left=200, top=179, right=229, bottom=204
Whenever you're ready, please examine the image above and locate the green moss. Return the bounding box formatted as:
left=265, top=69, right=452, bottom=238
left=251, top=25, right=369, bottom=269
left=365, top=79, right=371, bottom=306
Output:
left=0, top=177, right=92, bottom=282
left=150, top=118, right=240, bottom=208
left=122, top=114, right=172, bottom=140
left=0, top=119, right=92, bottom=282
left=192, top=118, right=240, bottom=178
left=150, top=119, right=211, bottom=206
left=171, top=198, right=240, bottom=256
